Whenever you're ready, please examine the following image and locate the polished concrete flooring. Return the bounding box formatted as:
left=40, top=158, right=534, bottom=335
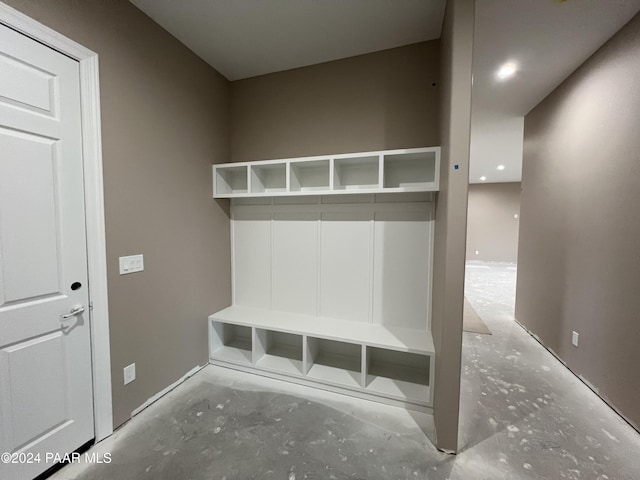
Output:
left=52, top=262, right=640, bottom=479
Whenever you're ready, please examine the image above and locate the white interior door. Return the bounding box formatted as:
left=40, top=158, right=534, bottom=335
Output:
left=0, top=23, right=94, bottom=480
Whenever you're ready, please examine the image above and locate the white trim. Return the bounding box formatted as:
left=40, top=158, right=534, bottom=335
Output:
left=0, top=2, right=113, bottom=441
left=131, top=365, right=204, bottom=417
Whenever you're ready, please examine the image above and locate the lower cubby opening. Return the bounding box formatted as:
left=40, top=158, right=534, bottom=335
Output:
left=210, top=322, right=252, bottom=364
left=306, top=338, right=362, bottom=388
left=255, top=329, right=303, bottom=375
left=365, top=347, right=430, bottom=401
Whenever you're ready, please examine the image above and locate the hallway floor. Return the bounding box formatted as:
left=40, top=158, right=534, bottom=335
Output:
left=51, top=262, right=640, bottom=479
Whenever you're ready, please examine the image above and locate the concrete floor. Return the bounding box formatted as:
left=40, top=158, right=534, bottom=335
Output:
left=52, top=262, right=640, bottom=479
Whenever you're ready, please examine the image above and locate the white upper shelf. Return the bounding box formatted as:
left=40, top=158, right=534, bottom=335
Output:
left=213, top=147, right=440, bottom=198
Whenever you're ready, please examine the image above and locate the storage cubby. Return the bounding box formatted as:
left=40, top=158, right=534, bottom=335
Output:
left=306, top=338, right=362, bottom=388
left=210, top=147, right=439, bottom=410
left=208, top=311, right=435, bottom=409
left=383, top=151, right=437, bottom=189
left=215, top=165, right=248, bottom=195
left=290, top=159, right=330, bottom=192
left=365, top=347, right=430, bottom=401
left=251, top=163, right=286, bottom=193
left=333, top=156, right=380, bottom=190
left=254, top=329, right=303, bottom=375
left=213, top=147, right=440, bottom=197
left=210, top=321, right=252, bottom=364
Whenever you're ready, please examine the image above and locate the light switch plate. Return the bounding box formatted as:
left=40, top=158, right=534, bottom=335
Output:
left=572, top=331, right=579, bottom=347
left=119, top=254, right=144, bottom=275
left=124, top=363, right=136, bottom=385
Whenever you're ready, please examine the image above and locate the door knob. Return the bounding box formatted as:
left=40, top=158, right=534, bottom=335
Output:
left=61, top=304, right=85, bottom=320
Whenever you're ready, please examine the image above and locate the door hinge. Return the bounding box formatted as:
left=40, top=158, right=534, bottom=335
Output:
left=89, top=301, right=94, bottom=311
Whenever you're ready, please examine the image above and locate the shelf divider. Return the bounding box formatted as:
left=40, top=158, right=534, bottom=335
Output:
left=213, top=147, right=441, bottom=198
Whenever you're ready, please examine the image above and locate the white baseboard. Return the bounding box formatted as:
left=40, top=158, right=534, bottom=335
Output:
left=131, top=365, right=204, bottom=417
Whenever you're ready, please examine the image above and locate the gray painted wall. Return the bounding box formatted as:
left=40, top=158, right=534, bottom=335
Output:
left=5, top=0, right=233, bottom=428
left=5, top=2, right=476, bottom=446
left=230, top=41, right=440, bottom=162
left=466, top=183, right=521, bottom=263
left=516, top=13, right=640, bottom=430
left=431, top=0, right=474, bottom=453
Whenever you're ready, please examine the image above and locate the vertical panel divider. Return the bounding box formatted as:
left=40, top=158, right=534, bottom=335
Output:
left=230, top=200, right=236, bottom=306
left=361, top=344, right=369, bottom=388
left=305, top=336, right=319, bottom=375
left=269, top=198, right=274, bottom=310
left=302, top=335, right=309, bottom=375
left=433, top=148, right=441, bottom=191
left=378, top=154, right=384, bottom=189
left=329, top=158, right=335, bottom=191
left=210, top=320, right=223, bottom=353
left=285, top=160, right=291, bottom=193
left=368, top=207, right=376, bottom=324
left=427, top=202, right=435, bottom=331
left=429, top=353, right=436, bottom=405
left=251, top=327, right=257, bottom=364
left=315, top=210, right=320, bottom=316
left=316, top=209, right=322, bottom=317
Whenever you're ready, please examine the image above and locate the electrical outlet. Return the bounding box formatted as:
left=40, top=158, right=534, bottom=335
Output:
left=572, top=331, right=579, bottom=348
left=124, top=363, right=136, bottom=385
left=119, top=254, right=144, bottom=275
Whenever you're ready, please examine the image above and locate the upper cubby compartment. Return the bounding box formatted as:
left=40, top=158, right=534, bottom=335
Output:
left=212, top=147, right=440, bottom=198
left=215, top=165, right=248, bottom=196
left=383, top=150, right=438, bottom=190
left=333, top=155, right=380, bottom=191
left=251, top=163, right=287, bottom=194
left=290, top=159, right=330, bottom=192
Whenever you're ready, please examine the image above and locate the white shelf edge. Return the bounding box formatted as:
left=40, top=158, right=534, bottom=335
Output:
left=213, top=146, right=440, bottom=198
left=209, top=306, right=435, bottom=356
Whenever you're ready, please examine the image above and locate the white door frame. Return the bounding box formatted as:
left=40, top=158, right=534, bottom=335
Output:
left=0, top=2, right=113, bottom=441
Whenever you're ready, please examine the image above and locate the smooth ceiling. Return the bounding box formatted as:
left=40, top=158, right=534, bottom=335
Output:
left=470, top=0, right=640, bottom=183
left=130, top=0, right=446, bottom=81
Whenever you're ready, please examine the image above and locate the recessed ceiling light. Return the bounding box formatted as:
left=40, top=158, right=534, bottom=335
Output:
left=480, top=176, right=487, bottom=181
left=497, top=165, right=505, bottom=170
left=497, top=63, right=517, bottom=80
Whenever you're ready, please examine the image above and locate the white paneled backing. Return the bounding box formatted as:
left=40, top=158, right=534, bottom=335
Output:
left=0, top=331, right=68, bottom=452
left=320, top=212, right=372, bottom=323
left=0, top=51, right=56, bottom=117
left=272, top=212, right=318, bottom=315
left=232, top=209, right=272, bottom=309
left=0, top=127, right=61, bottom=305
left=373, top=211, right=432, bottom=330
left=232, top=198, right=434, bottom=329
